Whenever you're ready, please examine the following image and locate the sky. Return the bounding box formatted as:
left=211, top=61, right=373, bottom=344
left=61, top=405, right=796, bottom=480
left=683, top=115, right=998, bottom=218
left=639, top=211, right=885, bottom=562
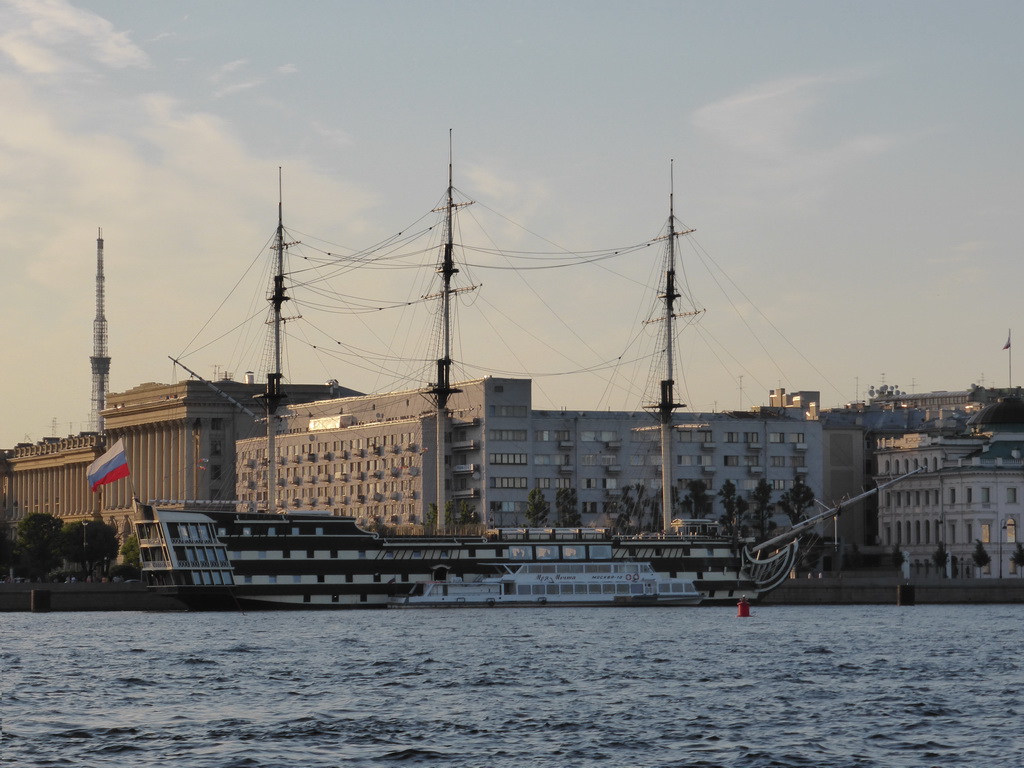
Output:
left=1, top=0, right=1023, bottom=448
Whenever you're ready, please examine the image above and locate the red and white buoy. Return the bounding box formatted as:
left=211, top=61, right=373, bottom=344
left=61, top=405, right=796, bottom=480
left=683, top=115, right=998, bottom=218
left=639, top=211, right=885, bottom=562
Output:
left=736, top=596, right=751, bottom=618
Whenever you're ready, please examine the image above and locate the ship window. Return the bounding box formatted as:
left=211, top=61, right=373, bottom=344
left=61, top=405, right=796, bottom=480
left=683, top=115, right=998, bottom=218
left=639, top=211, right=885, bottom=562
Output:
left=218, top=528, right=227, bottom=536
left=242, top=527, right=252, bottom=536
left=346, top=574, right=353, bottom=583
left=589, top=545, right=612, bottom=559
left=317, top=575, right=325, bottom=583
left=509, top=546, right=533, bottom=560
left=316, top=527, right=324, bottom=535
left=283, top=550, right=290, bottom=559
left=332, top=594, right=339, bottom=603
left=293, top=575, right=301, bottom=584
left=536, top=546, right=558, bottom=559
left=589, top=584, right=602, bottom=594
left=212, top=571, right=223, bottom=585
left=358, top=550, right=367, bottom=558
left=223, top=573, right=233, bottom=585
left=574, top=585, right=588, bottom=594
left=307, top=549, right=314, bottom=559
left=258, top=551, right=267, bottom=559
left=268, top=527, right=276, bottom=536
left=243, top=575, right=253, bottom=584
left=292, top=527, right=300, bottom=535
left=563, top=546, right=584, bottom=559
left=303, top=595, right=311, bottom=603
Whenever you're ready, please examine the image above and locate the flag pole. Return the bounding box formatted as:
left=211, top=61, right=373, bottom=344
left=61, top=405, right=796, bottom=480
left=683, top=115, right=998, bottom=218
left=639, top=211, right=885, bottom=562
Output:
left=1005, top=329, right=1013, bottom=390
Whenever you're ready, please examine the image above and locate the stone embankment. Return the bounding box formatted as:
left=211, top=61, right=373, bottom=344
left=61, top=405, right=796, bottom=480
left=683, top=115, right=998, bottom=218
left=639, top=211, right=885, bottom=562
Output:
left=0, top=582, right=186, bottom=612
left=760, top=575, right=1024, bottom=605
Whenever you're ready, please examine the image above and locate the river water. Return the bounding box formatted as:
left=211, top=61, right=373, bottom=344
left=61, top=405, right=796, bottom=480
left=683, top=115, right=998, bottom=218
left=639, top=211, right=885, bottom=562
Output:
left=2, top=605, right=1019, bottom=767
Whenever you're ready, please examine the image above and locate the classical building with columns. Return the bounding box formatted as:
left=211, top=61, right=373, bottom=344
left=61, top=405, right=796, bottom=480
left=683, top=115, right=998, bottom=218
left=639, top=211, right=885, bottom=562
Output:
left=0, top=378, right=351, bottom=540
left=873, top=397, right=1024, bottom=578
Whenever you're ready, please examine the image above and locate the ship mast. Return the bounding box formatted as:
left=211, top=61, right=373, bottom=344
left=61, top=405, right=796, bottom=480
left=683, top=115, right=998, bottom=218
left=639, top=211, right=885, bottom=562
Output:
left=258, top=170, right=290, bottom=513
left=430, top=142, right=461, bottom=533
left=648, top=163, right=697, bottom=532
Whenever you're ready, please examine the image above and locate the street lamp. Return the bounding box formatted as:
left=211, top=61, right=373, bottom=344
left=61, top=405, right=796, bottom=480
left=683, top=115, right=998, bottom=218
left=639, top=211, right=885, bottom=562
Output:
left=82, top=521, right=91, bottom=577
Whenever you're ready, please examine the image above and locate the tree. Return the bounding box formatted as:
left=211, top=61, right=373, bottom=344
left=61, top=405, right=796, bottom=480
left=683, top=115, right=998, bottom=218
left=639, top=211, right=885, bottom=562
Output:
left=680, top=479, right=711, bottom=519
left=717, top=480, right=748, bottom=542
left=972, top=540, right=991, bottom=572
left=931, top=541, right=948, bottom=576
left=525, top=488, right=550, bottom=527
left=455, top=501, right=479, bottom=525
left=555, top=488, right=581, bottom=527
left=891, top=546, right=905, bottom=569
left=749, top=479, right=774, bottom=541
left=58, top=520, right=120, bottom=576
left=15, top=513, right=63, bottom=578
left=1010, top=543, right=1024, bottom=577
left=120, top=534, right=141, bottom=569
left=777, top=476, right=816, bottom=526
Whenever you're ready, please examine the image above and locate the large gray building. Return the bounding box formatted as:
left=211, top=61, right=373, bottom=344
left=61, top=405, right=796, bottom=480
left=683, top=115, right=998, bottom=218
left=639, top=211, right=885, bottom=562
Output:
left=235, top=377, right=824, bottom=530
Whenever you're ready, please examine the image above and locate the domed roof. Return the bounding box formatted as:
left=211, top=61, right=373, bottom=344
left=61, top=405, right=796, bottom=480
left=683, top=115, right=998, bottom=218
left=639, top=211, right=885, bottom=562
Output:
left=969, top=397, right=1024, bottom=430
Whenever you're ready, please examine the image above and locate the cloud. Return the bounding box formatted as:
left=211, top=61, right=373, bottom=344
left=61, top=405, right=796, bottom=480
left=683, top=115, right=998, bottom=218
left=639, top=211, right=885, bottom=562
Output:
left=0, top=0, right=148, bottom=73
left=692, top=72, right=896, bottom=208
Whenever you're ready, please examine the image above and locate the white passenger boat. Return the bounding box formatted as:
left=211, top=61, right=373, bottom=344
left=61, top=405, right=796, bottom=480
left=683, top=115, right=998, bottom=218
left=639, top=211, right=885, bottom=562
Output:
left=388, top=560, right=702, bottom=608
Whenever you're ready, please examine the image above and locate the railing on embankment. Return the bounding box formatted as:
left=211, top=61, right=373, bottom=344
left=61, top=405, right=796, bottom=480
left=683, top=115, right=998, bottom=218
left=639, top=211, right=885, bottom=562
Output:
left=760, top=575, right=1024, bottom=605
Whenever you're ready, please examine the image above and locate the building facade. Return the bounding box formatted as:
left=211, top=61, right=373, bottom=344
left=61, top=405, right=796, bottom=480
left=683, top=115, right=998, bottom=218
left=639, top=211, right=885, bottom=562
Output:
left=873, top=398, right=1024, bottom=578
left=235, top=377, right=824, bottom=530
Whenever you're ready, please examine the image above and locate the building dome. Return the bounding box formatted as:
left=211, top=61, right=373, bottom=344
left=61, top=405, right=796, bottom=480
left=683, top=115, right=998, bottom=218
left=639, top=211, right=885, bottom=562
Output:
left=969, top=397, right=1024, bottom=431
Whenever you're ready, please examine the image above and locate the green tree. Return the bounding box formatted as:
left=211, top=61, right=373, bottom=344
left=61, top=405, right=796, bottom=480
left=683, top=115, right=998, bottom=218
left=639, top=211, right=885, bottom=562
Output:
left=555, top=487, right=581, bottom=527
left=749, top=479, right=774, bottom=541
left=525, top=488, right=550, bottom=527
left=931, top=541, right=948, bottom=575
left=15, top=513, right=63, bottom=577
left=971, top=540, right=991, bottom=571
left=891, top=546, right=905, bottom=569
left=777, top=476, right=816, bottom=526
left=680, top=479, right=711, bottom=519
left=1010, top=543, right=1024, bottom=577
left=456, top=501, right=479, bottom=525
left=717, top=480, right=748, bottom=542
left=59, top=520, right=119, bottom=576
left=120, top=534, right=141, bottom=569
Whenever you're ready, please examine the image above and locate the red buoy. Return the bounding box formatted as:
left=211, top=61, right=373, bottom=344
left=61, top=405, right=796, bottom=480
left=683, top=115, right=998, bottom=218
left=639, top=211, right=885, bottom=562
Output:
left=736, top=596, right=751, bottom=618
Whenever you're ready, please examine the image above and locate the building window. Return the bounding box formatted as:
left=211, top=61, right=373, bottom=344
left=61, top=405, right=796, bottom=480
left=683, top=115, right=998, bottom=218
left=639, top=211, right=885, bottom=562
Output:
left=1008, top=487, right=1018, bottom=504
left=724, top=432, right=739, bottom=443
left=967, top=488, right=973, bottom=504
left=724, top=455, right=739, bottom=467
left=491, top=453, right=527, bottom=465
left=949, top=488, right=956, bottom=504
left=981, top=523, right=991, bottom=544
left=744, top=432, right=760, bottom=444
left=1007, top=518, right=1017, bottom=544
left=769, top=433, right=784, bottom=444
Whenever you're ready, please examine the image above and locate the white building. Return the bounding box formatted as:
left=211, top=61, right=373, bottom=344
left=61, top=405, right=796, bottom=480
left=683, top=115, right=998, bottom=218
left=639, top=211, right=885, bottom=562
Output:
left=874, top=397, right=1024, bottom=578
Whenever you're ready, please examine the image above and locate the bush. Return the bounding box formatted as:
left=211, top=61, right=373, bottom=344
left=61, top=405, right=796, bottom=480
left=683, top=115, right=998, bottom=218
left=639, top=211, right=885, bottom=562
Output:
left=109, top=564, right=141, bottom=580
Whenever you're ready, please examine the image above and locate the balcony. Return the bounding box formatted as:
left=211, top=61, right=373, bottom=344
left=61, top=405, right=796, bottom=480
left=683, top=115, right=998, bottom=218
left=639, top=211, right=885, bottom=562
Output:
left=605, top=440, right=622, bottom=450
left=748, top=465, right=764, bottom=474
left=452, top=440, right=478, bottom=451
left=452, top=488, right=480, bottom=499
left=701, top=465, right=717, bottom=473
left=793, top=442, right=808, bottom=451
left=603, top=464, right=621, bottom=474
left=700, top=442, right=717, bottom=451
left=453, top=463, right=477, bottom=474
left=558, top=464, right=575, bottom=474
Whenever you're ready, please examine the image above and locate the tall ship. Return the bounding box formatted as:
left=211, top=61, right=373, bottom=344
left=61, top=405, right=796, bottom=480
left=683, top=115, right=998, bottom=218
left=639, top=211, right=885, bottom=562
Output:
left=134, top=161, right=863, bottom=610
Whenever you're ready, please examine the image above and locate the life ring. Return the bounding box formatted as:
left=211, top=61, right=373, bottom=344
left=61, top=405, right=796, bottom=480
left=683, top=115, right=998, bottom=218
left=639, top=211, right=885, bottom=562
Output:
left=538, top=597, right=547, bottom=605
left=486, top=598, right=496, bottom=607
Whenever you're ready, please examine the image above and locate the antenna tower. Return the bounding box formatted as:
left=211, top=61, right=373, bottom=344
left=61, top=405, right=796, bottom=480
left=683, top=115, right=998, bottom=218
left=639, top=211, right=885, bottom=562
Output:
left=90, top=228, right=111, bottom=432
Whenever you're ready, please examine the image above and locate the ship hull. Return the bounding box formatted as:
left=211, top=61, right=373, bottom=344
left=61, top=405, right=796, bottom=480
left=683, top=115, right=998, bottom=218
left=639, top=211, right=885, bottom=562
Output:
left=135, top=504, right=764, bottom=610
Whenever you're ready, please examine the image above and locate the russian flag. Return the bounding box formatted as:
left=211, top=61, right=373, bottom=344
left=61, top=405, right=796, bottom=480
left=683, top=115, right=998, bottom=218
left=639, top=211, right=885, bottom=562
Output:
left=87, top=439, right=130, bottom=492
